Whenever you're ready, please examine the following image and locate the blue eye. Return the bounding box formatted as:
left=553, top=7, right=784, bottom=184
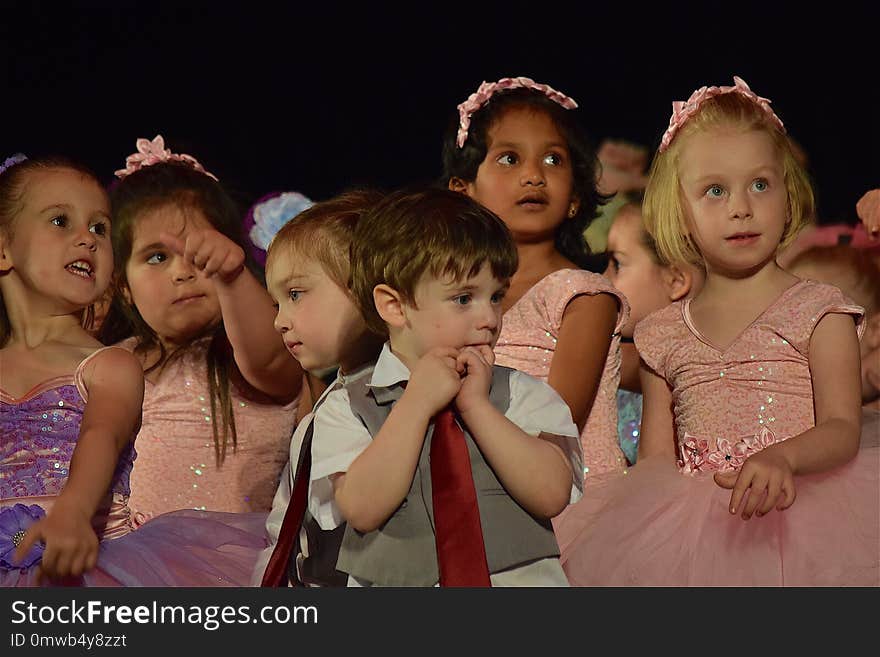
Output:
left=496, top=153, right=517, bottom=166
left=751, top=179, right=768, bottom=192
left=288, top=290, right=302, bottom=302
left=490, top=291, right=506, bottom=304
left=146, top=252, right=166, bottom=265
left=50, top=214, right=68, bottom=227
left=453, top=294, right=471, bottom=305
left=706, top=185, right=724, bottom=198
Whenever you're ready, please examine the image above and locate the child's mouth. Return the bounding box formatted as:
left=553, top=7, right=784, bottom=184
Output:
left=65, top=260, right=94, bottom=279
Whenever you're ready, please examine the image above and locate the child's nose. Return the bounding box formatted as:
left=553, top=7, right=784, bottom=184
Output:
left=273, top=312, right=289, bottom=334
left=170, top=256, right=197, bottom=283
left=520, top=159, right=545, bottom=186
left=477, top=304, right=499, bottom=330
left=729, top=192, right=753, bottom=220
left=75, top=229, right=97, bottom=251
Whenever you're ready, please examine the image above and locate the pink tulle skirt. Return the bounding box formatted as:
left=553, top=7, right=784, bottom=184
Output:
left=556, top=443, right=880, bottom=587
left=0, top=509, right=268, bottom=587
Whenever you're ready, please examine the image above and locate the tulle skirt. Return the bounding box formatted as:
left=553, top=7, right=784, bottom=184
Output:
left=556, top=441, right=879, bottom=587
left=0, top=506, right=268, bottom=587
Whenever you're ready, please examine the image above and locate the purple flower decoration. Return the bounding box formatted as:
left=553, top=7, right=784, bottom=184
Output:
left=0, top=503, right=45, bottom=569
left=0, top=153, right=27, bottom=176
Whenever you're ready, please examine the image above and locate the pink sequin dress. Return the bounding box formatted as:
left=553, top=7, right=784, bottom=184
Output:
left=493, top=269, right=631, bottom=543
left=495, top=269, right=630, bottom=477
left=118, top=337, right=298, bottom=518
left=560, top=280, right=880, bottom=586
left=1, top=347, right=268, bottom=587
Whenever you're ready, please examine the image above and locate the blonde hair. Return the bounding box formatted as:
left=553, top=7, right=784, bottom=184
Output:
left=643, top=93, right=815, bottom=266
left=350, top=188, right=518, bottom=336
left=265, top=189, right=385, bottom=290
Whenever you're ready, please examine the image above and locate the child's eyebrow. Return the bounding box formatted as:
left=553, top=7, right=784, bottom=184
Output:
left=132, top=241, right=166, bottom=256
left=39, top=203, right=71, bottom=213
left=490, top=139, right=568, bottom=151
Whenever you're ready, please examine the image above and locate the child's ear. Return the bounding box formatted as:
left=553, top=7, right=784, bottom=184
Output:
left=662, top=264, right=698, bottom=302
left=373, top=284, right=407, bottom=329
left=448, top=177, right=469, bottom=195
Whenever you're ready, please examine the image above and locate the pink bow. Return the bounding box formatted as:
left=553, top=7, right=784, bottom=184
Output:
left=659, top=76, right=785, bottom=152
left=114, top=135, right=218, bottom=181
left=456, top=76, right=578, bottom=148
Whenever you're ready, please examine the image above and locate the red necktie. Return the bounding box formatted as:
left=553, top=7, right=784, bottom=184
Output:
left=260, top=428, right=313, bottom=587
left=430, top=406, right=491, bottom=587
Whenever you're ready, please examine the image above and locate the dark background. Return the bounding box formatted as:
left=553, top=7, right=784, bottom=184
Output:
left=3, top=2, right=878, bottom=224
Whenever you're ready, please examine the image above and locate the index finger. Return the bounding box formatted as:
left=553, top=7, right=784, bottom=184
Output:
left=728, top=468, right=754, bottom=515
left=158, top=231, right=187, bottom=256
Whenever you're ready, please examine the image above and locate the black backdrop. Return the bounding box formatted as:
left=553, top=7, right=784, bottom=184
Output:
left=3, top=2, right=878, bottom=223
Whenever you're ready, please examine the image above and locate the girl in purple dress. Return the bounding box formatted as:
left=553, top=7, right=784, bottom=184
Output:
left=0, top=154, right=266, bottom=586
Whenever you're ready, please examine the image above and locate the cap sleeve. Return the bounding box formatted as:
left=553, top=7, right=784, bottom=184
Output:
left=73, top=346, right=135, bottom=401
left=545, top=270, right=630, bottom=336
left=774, top=280, right=866, bottom=357
left=633, top=303, right=682, bottom=378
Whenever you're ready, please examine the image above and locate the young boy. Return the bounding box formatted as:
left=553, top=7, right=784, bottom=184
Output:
left=310, top=188, right=584, bottom=586
left=253, top=189, right=385, bottom=586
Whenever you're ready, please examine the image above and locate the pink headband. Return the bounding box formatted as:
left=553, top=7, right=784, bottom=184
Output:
left=456, top=76, right=578, bottom=148
left=659, top=76, right=785, bottom=152
left=114, top=134, right=218, bottom=181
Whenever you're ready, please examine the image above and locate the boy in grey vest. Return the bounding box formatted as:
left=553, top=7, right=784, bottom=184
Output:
left=308, top=189, right=585, bottom=586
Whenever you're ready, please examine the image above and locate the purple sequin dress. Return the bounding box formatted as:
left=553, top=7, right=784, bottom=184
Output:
left=0, top=348, right=269, bottom=587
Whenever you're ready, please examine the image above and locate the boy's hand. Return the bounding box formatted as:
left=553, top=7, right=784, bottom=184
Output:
left=16, top=506, right=99, bottom=582
left=713, top=446, right=797, bottom=520
left=455, top=345, right=494, bottom=415
left=161, top=229, right=245, bottom=283
left=404, top=347, right=462, bottom=417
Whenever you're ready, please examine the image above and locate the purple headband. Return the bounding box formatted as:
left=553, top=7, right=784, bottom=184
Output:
left=456, top=76, right=578, bottom=148
left=0, top=153, right=27, bottom=175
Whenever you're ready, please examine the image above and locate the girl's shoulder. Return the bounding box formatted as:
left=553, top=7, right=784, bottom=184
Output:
left=765, top=278, right=866, bottom=355
left=533, top=268, right=630, bottom=326
left=74, top=345, right=144, bottom=403
left=632, top=302, right=687, bottom=376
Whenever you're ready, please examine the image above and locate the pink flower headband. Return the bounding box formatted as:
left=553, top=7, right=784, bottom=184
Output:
left=659, top=76, right=785, bottom=152
left=114, top=134, right=218, bottom=181
left=456, top=76, right=578, bottom=148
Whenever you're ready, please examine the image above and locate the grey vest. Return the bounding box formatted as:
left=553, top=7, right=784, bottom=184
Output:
left=336, top=365, right=560, bottom=586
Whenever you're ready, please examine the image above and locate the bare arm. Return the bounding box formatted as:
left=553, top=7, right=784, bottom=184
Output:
left=547, top=293, right=617, bottom=431
left=215, top=268, right=304, bottom=404
left=161, top=228, right=303, bottom=404
left=714, top=313, right=862, bottom=520
left=772, top=313, right=862, bottom=473
left=460, top=402, right=572, bottom=519
left=636, top=361, right=677, bottom=462
left=333, top=348, right=461, bottom=533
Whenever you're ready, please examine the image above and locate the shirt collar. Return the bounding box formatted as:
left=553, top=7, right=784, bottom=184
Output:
left=367, top=342, right=411, bottom=390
